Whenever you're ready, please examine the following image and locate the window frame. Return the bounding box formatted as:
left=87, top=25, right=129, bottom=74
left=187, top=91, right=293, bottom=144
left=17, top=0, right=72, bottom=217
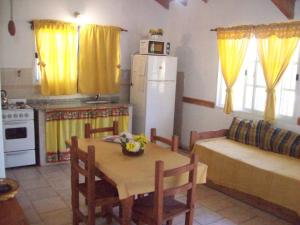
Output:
left=216, top=39, right=300, bottom=122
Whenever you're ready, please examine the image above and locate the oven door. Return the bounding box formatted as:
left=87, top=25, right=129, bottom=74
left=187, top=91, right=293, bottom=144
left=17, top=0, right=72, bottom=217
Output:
left=3, top=120, right=35, bottom=152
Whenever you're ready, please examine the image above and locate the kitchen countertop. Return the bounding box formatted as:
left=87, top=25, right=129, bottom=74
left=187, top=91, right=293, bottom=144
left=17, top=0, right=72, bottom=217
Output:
left=28, top=99, right=131, bottom=111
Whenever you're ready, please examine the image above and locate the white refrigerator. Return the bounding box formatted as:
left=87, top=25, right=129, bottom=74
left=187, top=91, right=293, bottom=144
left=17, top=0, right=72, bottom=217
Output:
left=130, top=54, right=177, bottom=139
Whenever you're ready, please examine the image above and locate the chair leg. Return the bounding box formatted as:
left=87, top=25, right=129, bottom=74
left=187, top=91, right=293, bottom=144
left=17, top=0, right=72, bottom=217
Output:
left=167, top=219, right=173, bottom=225
left=185, top=209, right=194, bottom=225
left=72, top=191, right=79, bottom=225
left=119, top=205, right=122, bottom=218
left=137, top=221, right=144, bottom=225
left=72, top=214, right=78, bottom=225
left=87, top=204, right=96, bottom=225
left=105, top=206, right=113, bottom=224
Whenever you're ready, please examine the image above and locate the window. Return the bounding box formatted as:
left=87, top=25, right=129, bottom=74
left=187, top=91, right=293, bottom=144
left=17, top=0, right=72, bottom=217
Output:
left=34, top=52, right=41, bottom=83
left=216, top=38, right=300, bottom=118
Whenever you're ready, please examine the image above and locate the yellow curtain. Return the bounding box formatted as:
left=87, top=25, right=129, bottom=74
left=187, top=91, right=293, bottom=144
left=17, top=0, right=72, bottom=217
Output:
left=45, top=108, right=129, bottom=163
left=34, top=20, right=78, bottom=96
left=255, top=22, right=300, bottom=122
left=217, top=26, right=252, bottom=114
left=79, top=25, right=121, bottom=94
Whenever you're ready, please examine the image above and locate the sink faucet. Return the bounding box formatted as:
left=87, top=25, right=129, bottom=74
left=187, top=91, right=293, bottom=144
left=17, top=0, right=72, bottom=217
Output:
left=95, top=93, right=101, bottom=101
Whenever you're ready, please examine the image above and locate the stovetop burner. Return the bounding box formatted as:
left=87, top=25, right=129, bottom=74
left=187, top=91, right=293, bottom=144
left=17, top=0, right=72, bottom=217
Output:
left=2, top=99, right=32, bottom=110
left=3, top=103, right=31, bottom=110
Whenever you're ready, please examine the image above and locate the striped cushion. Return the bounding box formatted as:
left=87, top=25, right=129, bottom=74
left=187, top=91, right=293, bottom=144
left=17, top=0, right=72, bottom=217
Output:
left=262, top=128, right=300, bottom=158
left=289, top=136, right=300, bottom=158
left=248, top=120, right=271, bottom=147
left=227, top=117, right=251, bottom=144
left=227, top=117, right=270, bottom=147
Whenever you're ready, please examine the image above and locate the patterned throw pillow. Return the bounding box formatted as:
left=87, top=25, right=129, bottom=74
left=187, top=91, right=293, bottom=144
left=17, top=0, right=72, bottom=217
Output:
left=227, top=117, right=252, bottom=144
left=248, top=120, right=271, bottom=148
left=289, top=136, right=300, bottom=158
left=227, top=117, right=270, bottom=147
left=262, top=128, right=300, bottom=158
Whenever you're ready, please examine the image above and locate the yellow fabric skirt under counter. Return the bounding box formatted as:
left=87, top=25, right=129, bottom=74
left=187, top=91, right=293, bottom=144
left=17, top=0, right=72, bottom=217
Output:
left=45, top=106, right=129, bottom=163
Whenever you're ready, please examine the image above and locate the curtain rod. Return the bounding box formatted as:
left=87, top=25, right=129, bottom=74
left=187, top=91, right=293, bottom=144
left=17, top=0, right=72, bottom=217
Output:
left=28, top=21, right=128, bottom=32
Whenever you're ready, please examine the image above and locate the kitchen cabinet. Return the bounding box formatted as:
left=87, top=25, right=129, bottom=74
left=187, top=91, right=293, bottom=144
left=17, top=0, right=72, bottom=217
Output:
left=32, top=103, right=132, bottom=165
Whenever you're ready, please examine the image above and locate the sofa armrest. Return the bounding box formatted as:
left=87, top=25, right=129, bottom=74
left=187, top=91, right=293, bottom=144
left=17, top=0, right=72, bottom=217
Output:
left=189, top=129, right=228, bottom=151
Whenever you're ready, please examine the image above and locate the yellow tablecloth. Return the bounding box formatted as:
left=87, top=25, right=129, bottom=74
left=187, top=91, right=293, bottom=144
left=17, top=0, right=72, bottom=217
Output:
left=193, top=137, right=300, bottom=216
left=73, top=138, right=208, bottom=200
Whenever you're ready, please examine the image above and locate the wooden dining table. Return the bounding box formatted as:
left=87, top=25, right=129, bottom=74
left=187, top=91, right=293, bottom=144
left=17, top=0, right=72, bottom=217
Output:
left=67, top=138, right=208, bottom=225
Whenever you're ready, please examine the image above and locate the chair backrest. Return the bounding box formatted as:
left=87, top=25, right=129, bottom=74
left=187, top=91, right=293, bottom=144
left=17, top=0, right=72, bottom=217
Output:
left=150, top=128, right=179, bottom=152
left=85, top=121, right=119, bottom=138
left=153, top=154, right=198, bottom=224
left=71, top=136, right=96, bottom=208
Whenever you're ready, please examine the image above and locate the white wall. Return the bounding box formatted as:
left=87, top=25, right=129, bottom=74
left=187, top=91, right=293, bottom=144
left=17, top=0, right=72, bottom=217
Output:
left=163, top=0, right=300, bottom=147
left=0, top=0, right=168, bottom=69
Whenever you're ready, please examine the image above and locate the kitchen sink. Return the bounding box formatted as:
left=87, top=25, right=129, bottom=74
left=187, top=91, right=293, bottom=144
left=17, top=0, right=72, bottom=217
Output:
left=85, top=100, right=111, bottom=104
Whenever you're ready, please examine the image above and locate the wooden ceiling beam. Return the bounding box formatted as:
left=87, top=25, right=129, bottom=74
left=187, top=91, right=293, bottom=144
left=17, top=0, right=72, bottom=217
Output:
left=271, top=0, right=295, bottom=19
left=155, top=0, right=208, bottom=9
left=155, top=0, right=170, bottom=9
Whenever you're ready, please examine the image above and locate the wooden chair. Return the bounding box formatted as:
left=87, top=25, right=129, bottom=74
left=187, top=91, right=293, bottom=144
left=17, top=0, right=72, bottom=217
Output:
left=150, top=128, right=179, bottom=152
left=85, top=121, right=119, bottom=138
left=70, top=136, right=120, bottom=225
left=132, top=154, right=199, bottom=225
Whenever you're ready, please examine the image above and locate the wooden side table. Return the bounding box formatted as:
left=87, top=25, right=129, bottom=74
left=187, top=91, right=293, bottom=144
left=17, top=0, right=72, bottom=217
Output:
left=0, top=198, right=29, bottom=225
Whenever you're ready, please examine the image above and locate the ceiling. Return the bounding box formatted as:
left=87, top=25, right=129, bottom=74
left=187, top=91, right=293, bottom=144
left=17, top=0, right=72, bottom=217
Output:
left=155, top=0, right=296, bottom=19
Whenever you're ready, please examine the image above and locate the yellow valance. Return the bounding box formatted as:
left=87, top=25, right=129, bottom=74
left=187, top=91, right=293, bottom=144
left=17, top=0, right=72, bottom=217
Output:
left=217, top=26, right=253, bottom=39
left=216, top=21, right=300, bottom=39
left=255, top=21, right=300, bottom=39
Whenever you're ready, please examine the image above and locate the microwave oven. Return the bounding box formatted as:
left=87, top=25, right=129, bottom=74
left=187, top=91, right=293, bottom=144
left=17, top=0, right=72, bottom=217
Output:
left=140, top=40, right=170, bottom=55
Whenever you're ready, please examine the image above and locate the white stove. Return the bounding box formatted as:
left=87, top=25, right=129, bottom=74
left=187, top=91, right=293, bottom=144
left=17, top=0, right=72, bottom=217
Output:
left=2, top=99, right=36, bottom=168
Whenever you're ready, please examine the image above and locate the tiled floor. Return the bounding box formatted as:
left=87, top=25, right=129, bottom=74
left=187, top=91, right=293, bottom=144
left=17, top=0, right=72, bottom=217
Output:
left=6, top=164, right=292, bottom=225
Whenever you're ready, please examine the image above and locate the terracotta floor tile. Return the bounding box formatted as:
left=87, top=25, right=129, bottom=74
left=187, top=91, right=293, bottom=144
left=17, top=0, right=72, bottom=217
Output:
left=32, top=196, right=68, bottom=214
left=218, top=206, right=257, bottom=224
left=26, top=186, right=59, bottom=201
left=242, top=216, right=291, bottom=225
left=249, top=208, right=279, bottom=222
left=41, top=171, right=68, bottom=180
left=5, top=169, right=16, bottom=179
left=23, top=208, right=43, bottom=224
left=19, top=177, right=49, bottom=190
left=209, top=218, right=237, bottom=225
left=172, top=213, right=202, bottom=225
left=47, top=177, right=71, bottom=191
left=39, top=208, right=72, bottom=225
left=198, top=194, right=235, bottom=211
left=13, top=167, right=42, bottom=181
left=16, top=194, right=33, bottom=209
left=38, top=165, right=63, bottom=175
left=194, top=206, right=223, bottom=225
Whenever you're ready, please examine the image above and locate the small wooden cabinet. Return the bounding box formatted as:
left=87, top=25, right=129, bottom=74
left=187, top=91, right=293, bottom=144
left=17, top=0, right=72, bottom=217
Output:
left=0, top=198, right=28, bottom=225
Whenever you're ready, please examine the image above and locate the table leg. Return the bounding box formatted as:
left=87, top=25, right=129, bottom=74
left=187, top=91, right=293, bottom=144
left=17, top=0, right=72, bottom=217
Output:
left=120, top=196, right=134, bottom=225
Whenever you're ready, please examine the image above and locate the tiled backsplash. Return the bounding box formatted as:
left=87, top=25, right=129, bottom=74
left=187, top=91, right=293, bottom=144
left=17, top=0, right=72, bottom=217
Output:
left=0, top=68, right=131, bottom=102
